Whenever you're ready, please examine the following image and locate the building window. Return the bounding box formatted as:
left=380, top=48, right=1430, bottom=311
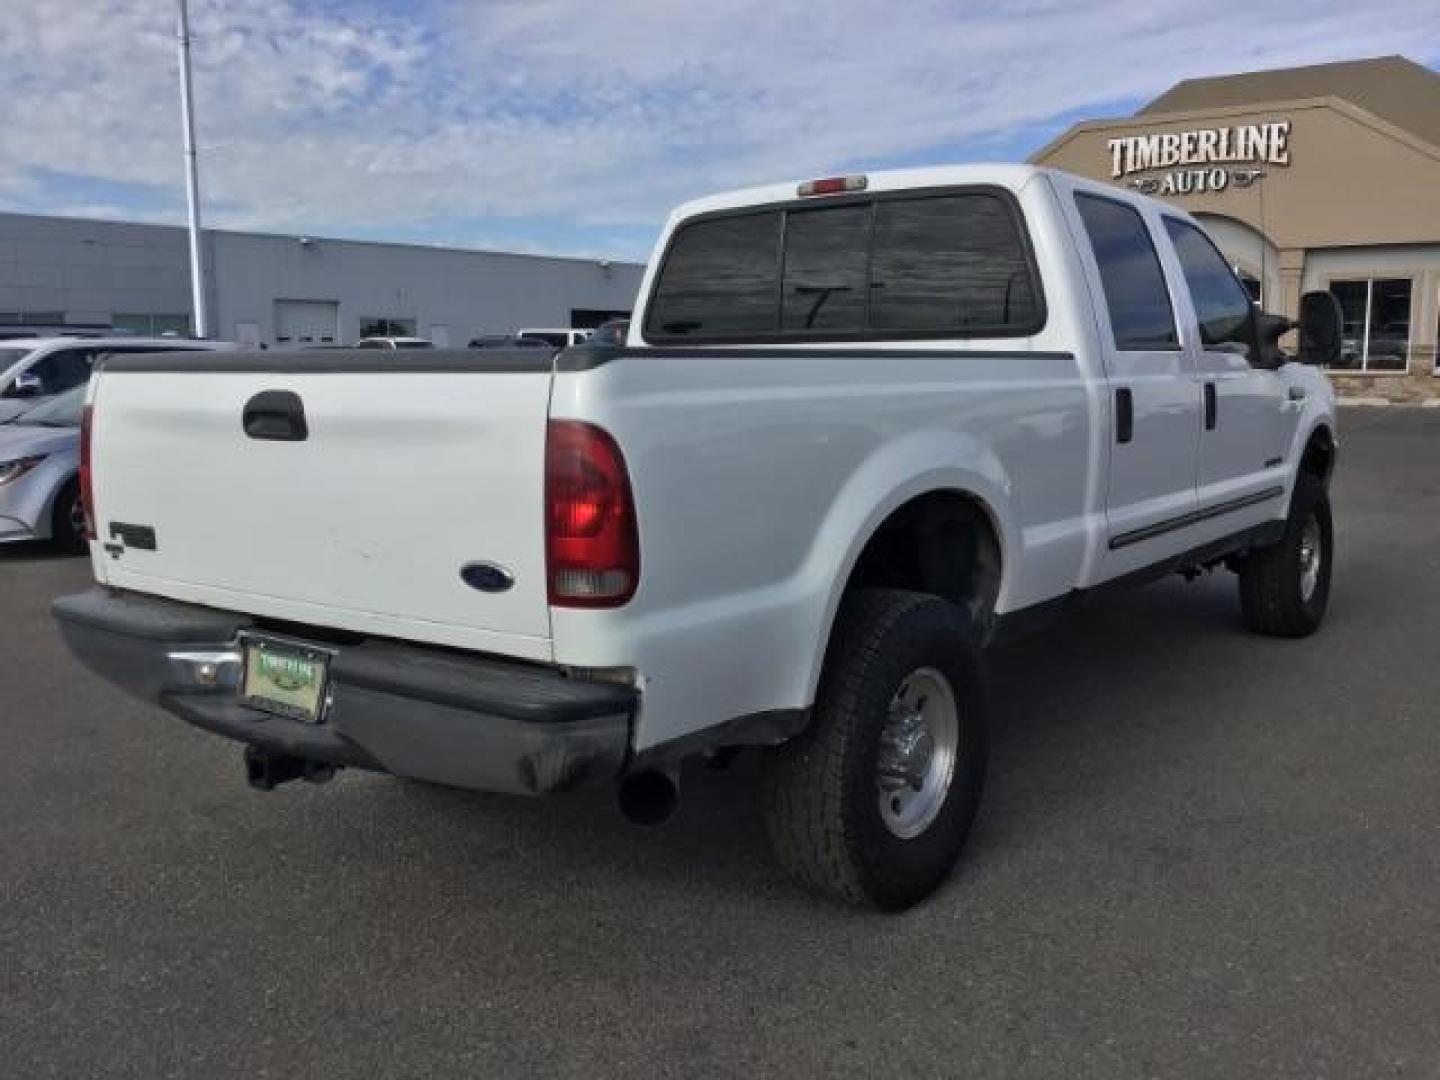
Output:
left=1328, top=278, right=1411, bottom=372
left=359, top=317, right=416, bottom=338
left=0, top=311, right=65, bottom=325
left=113, top=313, right=193, bottom=337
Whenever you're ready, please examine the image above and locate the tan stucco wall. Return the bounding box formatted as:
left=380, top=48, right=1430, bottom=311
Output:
left=1032, top=98, right=1440, bottom=250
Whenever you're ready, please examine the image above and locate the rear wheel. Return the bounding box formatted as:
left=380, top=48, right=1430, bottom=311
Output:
left=1237, top=476, right=1332, bottom=637
left=762, top=589, right=988, bottom=910
left=51, top=478, right=86, bottom=555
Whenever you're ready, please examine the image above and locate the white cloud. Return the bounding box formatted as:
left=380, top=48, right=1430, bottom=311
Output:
left=0, top=0, right=1435, bottom=258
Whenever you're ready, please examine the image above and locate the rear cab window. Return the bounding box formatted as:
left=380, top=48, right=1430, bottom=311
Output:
left=643, top=187, right=1044, bottom=344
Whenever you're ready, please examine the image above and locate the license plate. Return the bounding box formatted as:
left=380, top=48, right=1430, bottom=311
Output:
left=239, top=636, right=331, bottom=723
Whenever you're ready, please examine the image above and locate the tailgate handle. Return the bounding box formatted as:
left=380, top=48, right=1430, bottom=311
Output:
left=243, top=390, right=308, bottom=442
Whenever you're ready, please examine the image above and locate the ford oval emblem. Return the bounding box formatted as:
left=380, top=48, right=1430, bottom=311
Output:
left=460, top=562, right=515, bottom=593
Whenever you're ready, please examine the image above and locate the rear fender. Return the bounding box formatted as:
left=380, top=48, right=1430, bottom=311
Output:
left=794, top=428, right=1016, bottom=703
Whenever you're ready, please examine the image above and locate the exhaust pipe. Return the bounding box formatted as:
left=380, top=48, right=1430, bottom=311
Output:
left=617, top=768, right=679, bottom=826
left=244, top=746, right=337, bottom=791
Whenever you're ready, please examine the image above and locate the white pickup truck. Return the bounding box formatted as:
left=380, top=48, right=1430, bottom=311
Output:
left=54, top=166, right=1343, bottom=909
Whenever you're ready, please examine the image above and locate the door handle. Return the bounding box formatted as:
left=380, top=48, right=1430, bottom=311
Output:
left=1287, top=386, right=1307, bottom=402
left=1204, top=382, right=1217, bottom=431
left=243, top=390, right=308, bottom=441
left=1115, top=388, right=1133, bottom=444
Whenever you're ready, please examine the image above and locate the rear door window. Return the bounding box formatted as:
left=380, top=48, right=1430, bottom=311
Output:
left=1074, top=194, right=1178, bottom=351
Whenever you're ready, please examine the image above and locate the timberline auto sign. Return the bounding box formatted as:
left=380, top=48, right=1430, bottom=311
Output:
left=1107, top=120, right=1290, bottom=196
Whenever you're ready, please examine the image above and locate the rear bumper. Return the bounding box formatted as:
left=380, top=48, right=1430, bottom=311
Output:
left=52, top=587, right=638, bottom=795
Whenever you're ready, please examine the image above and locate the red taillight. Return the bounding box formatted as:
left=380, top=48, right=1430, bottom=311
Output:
left=545, top=420, right=639, bottom=608
left=79, top=403, right=95, bottom=540
left=797, top=174, right=868, bottom=197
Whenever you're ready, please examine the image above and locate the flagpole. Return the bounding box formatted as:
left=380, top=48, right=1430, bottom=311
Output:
left=177, top=0, right=208, bottom=338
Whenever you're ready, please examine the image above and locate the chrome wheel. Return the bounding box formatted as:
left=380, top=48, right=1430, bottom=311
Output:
left=1298, top=513, right=1322, bottom=602
left=876, top=667, right=959, bottom=839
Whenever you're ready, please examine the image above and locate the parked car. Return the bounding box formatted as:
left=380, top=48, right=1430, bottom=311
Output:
left=1367, top=321, right=1410, bottom=366
left=589, top=319, right=630, bottom=346
left=517, top=328, right=591, bottom=348
left=0, top=337, right=237, bottom=423
left=468, top=334, right=552, bottom=349
left=354, top=336, right=435, bottom=350
left=54, top=165, right=1342, bottom=909
left=0, top=385, right=88, bottom=551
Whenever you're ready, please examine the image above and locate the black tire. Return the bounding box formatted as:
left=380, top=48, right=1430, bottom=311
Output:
left=762, top=588, right=988, bottom=911
left=50, top=478, right=87, bottom=555
left=1238, top=475, right=1332, bottom=637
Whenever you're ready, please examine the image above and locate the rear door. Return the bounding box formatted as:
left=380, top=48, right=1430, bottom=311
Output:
left=1161, top=216, right=1296, bottom=518
left=1068, top=191, right=1201, bottom=576
left=89, top=350, right=556, bottom=660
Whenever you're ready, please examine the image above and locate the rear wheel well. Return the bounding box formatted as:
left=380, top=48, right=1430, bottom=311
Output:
left=845, top=491, right=1002, bottom=634
left=1301, top=426, right=1336, bottom=483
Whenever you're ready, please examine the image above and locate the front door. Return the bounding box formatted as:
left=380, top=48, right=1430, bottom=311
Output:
left=1069, top=190, right=1201, bottom=577
left=1161, top=216, right=1296, bottom=526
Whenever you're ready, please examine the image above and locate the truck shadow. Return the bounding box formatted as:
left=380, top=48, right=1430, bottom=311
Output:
left=0, top=539, right=80, bottom=562
left=383, top=571, right=1264, bottom=915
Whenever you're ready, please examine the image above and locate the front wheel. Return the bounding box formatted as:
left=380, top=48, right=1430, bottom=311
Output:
left=762, top=589, right=988, bottom=910
left=51, top=478, right=87, bottom=555
left=1237, top=476, right=1333, bottom=637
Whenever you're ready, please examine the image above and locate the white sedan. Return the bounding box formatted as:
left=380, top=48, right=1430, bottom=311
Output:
left=0, top=385, right=87, bottom=552
left=0, top=336, right=237, bottom=423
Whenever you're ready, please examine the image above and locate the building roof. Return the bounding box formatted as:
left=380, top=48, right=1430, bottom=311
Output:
left=1139, top=55, right=1440, bottom=150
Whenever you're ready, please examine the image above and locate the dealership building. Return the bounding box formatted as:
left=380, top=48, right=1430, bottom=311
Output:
left=0, top=212, right=643, bottom=347
left=1032, top=55, right=1440, bottom=401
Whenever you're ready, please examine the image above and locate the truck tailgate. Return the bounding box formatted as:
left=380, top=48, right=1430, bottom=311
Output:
left=88, top=351, right=555, bottom=660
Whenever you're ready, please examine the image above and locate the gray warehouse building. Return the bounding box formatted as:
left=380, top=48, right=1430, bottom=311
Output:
left=0, top=211, right=645, bottom=347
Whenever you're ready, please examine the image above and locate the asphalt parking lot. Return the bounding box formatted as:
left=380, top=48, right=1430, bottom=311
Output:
left=3, top=407, right=1438, bottom=1078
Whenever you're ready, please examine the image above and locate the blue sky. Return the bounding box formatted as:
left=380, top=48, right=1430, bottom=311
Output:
left=0, top=0, right=1435, bottom=262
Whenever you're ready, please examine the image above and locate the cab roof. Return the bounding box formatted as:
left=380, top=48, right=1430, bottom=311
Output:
left=666, top=164, right=1056, bottom=223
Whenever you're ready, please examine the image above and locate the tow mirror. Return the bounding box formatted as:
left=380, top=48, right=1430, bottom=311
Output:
left=1297, top=290, right=1342, bottom=367
left=1253, top=312, right=1291, bottom=369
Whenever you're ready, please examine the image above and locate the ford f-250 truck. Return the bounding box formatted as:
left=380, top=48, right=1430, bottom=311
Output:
left=53, top=166, right=1343, bottom=909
